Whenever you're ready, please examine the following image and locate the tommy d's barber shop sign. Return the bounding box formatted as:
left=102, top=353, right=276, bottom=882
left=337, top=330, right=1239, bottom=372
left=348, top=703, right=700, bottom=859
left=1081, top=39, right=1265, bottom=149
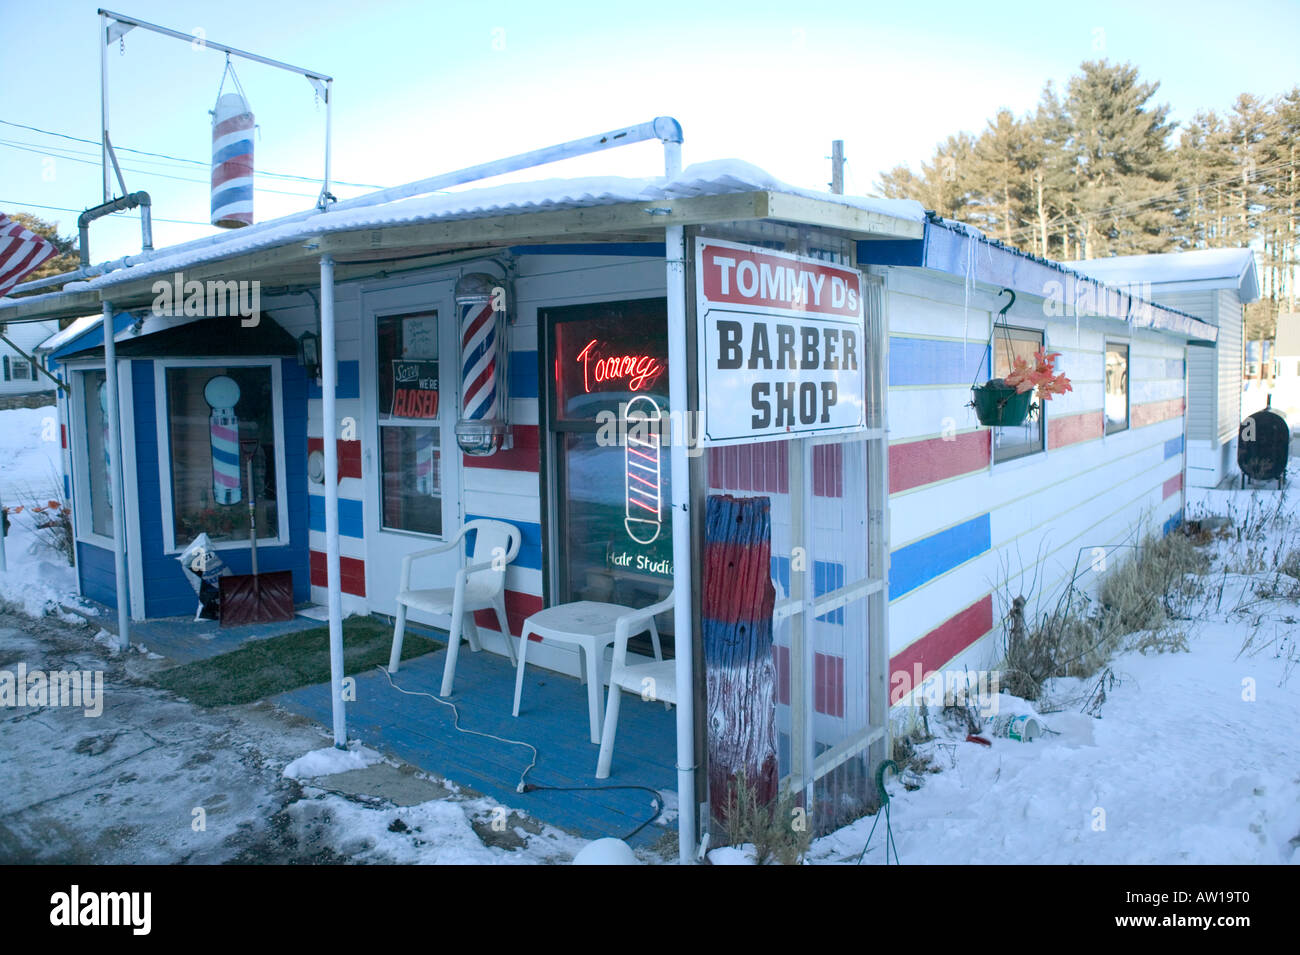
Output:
left=695, top=238, right=866, bottom=445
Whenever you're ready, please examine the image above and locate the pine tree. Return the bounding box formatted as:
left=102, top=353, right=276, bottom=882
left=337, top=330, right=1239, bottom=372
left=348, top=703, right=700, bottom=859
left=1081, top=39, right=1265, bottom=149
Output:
left=966, top=109, right=1036, bottom=244
left=876, top=132, right=977, bottom=222
left=1059, top=60, right=1178, bottom=257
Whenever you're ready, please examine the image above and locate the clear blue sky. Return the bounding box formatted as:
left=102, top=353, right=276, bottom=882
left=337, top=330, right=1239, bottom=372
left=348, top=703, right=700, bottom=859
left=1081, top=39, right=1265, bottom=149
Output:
left=2, top=0, right=1297, bottom=262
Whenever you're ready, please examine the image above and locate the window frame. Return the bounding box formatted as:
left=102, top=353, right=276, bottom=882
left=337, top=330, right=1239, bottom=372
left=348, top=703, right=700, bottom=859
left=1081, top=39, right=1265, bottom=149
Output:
left=154, top=357, right=289, bottom=554
left=990, top=324, right=1046, bottom=464
left=540, top=296, right=671, bottom=609
left=374, top=307, right=447, bottom=538
left=10, top=359, right=32, bottom=381
left=68, top=363, right=117, bottom=549
left=1104, top=339, right=1130, bottom=436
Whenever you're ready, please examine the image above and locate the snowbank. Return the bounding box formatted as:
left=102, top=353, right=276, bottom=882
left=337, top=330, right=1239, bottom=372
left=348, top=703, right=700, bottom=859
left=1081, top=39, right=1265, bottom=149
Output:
left=283, top=743, right=384, bottom=780
left=0, top=406, right=84, bottom=620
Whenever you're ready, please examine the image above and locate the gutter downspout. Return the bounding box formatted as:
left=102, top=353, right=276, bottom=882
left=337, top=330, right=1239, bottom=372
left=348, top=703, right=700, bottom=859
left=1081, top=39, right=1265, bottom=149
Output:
left=101, top=301, right=130, bottom=651
left=319, top=253, right=347, bottom=748
left=663, top=134, right=696, bottom=864
left=79, top=192, right=153, bottom=268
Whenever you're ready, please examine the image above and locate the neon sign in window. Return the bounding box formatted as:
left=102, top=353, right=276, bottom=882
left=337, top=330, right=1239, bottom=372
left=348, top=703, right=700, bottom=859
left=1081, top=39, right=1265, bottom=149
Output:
left=624, top=395, right=663, bottom=544
left=553, top=305, right=669, bottom=422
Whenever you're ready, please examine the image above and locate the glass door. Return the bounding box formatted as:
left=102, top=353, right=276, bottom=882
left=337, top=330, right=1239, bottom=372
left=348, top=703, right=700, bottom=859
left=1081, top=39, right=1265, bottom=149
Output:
left=362, top=280, right=461, bottom=616
left=543, top=298, right=673, bottom=637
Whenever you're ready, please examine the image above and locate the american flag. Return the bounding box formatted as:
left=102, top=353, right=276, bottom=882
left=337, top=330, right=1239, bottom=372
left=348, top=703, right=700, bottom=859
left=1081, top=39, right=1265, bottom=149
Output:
left=0, top=212, right=59, bottom=298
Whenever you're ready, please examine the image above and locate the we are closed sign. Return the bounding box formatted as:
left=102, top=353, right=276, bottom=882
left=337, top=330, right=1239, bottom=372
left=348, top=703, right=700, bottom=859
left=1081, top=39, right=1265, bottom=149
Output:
left=695, top=237, right=866, bottom=445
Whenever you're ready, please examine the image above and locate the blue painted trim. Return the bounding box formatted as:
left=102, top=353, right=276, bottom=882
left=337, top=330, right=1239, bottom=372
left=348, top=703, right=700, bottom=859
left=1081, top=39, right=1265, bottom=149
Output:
left=306, top=360, right=360, bottom=400
left=49, top=311, right=137, bottom=365
left=510, top=350, right=538, bottom=399
left=464, top=512, right=542, bottom=571
left=63, top=473, right=70, bottom=500
left=1162, top=509, right=1184, bottom=536
left=890, top=514, right=991, bottom=600
left=508, top=243, right=665, bottom=257
left=890, top=336, right=988, bottom=386
left=308, top=494, right=365, bottom=538
left=857, top=225, right=1216, bottom=343
left=1163, top=435, right=1184, bottom=460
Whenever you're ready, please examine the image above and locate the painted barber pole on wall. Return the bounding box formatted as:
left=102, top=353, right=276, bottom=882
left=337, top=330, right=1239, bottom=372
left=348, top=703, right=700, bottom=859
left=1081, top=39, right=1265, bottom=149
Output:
left=205, top=375, right=242, bottom=505
left=455, top=273, right=511, bottom=455
left=211, top=92, right=255, bottom=228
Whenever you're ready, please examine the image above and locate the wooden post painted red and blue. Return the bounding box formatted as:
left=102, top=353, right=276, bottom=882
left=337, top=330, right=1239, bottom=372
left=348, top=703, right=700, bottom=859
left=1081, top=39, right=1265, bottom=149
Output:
left=704, top=493, right=779, bottom=827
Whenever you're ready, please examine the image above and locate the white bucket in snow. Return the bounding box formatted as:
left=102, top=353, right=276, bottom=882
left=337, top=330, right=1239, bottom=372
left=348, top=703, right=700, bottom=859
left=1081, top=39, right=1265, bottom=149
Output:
left=990, top=713, right=1041, bottom=742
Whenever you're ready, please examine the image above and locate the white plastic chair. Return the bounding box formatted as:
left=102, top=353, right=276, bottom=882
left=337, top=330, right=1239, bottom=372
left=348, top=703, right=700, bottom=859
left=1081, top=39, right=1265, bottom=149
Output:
left=596, top=592, right=675, bottom=779
left=512, top=600, right=664, bottom=745
left=387, top=518, right=521, bottom=697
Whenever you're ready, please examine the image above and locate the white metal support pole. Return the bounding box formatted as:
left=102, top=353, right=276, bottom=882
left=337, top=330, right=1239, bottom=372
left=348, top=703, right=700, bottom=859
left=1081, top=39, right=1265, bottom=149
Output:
left=101, top=302, right=130, bottom=650
left=323, top=80, right=333, bottom=204
left=665, top=222, right=695, bottom=864
left=319, top=253, right=347, bottom=748
left=99, top=11, right=111, bottom=203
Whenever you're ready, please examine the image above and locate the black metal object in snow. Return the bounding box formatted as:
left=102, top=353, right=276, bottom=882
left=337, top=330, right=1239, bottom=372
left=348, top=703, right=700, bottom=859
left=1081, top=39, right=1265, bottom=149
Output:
left=1239, top=400, right=1290, bottom=488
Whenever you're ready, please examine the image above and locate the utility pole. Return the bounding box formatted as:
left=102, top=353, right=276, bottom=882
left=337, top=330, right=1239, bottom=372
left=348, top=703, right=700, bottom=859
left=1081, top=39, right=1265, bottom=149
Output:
left=830, top=140, right=844, bottom=194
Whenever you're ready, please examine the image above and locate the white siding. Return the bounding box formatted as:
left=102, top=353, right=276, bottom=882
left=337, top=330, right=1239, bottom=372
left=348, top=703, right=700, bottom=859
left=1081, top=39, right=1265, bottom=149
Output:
left=1214, top=288, right=1244, bottom=443
left=884, top=266, right=1187, bottom=690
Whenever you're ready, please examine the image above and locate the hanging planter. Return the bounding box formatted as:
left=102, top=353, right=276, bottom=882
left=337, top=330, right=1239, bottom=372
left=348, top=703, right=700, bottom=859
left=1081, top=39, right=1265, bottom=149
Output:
left=971, top=378, right=1033, bottom=427
left=968, top=288, right=1072, bottom=428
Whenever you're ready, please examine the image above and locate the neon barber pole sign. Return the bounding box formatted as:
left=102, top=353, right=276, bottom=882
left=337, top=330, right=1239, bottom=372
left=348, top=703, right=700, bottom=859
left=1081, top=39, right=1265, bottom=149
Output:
left=623, top=395, right=663, bottom=544
left=695, top=238, right=866, bottom=445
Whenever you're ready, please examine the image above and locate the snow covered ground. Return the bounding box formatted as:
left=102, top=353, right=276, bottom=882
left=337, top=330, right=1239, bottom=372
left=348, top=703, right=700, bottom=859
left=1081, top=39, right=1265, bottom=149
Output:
left=4, top=400, right=1297, bottom=864
left=0, top=404, right=87, bottom=620
left=812, top=487, right=1300, bottom=866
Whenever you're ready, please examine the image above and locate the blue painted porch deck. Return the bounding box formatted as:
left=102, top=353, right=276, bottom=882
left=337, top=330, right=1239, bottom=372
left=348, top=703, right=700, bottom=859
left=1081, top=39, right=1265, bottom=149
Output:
left=274, top=641, right=677, bottom=847
left=73, top=599, right=321, bottom=664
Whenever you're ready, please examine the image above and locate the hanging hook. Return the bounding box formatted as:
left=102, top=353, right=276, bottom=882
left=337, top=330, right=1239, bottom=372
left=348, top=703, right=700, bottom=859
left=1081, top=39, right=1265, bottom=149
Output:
left=997, top=287, right=1016, bottom=318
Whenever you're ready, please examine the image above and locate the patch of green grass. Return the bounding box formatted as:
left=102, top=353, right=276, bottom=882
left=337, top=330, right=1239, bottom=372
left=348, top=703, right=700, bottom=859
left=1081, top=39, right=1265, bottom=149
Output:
left=153, top=616, right=441, bottom=706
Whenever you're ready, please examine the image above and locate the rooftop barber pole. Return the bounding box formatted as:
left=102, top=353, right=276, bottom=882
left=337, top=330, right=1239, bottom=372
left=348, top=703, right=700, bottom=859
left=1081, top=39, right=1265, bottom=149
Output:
left=211, top=90, right=255, bottom=228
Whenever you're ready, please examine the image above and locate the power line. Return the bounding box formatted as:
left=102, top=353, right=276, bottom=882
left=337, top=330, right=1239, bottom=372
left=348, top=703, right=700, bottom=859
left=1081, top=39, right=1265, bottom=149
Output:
left=0, top=138, right=325, bottom=200
left=0, top=118, right=384, bottom=189
left=0, top=197, right=210, bottom=227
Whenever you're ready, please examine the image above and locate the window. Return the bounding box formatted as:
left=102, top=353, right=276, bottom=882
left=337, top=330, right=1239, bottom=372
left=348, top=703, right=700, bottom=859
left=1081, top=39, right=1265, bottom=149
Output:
left=80, top=369, right=114, bottom=539
left=11, top=360, right=31, bottom=381
left=377, top=311, right=442, bottom=536
left=546, top=299, right=673, bottom=617
left=164, top=364, right=281, bottom=547
left=991, top=326, right=1045, bottom=462
left=1105, top=342, right=1129, bottom=434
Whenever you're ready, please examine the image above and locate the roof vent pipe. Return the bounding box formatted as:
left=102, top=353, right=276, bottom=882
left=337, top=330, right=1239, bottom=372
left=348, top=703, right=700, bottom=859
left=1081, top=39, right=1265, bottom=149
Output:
left=78, top=191, right=153, bottom=267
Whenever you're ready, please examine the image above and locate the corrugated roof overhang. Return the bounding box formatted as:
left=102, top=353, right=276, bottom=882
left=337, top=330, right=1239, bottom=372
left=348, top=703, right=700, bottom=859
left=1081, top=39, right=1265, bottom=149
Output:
left=1, top=189, right=924, bottom=325
left=859, top=222, right=1219, bottom=345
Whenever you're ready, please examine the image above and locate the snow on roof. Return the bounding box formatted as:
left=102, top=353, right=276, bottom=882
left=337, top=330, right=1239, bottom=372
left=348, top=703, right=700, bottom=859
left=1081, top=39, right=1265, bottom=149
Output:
left=1063, top=248, right=1260, bottom=302
left=63, top=160, right=922, bottom=293
left=34, top=314, right=100, bottom=354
